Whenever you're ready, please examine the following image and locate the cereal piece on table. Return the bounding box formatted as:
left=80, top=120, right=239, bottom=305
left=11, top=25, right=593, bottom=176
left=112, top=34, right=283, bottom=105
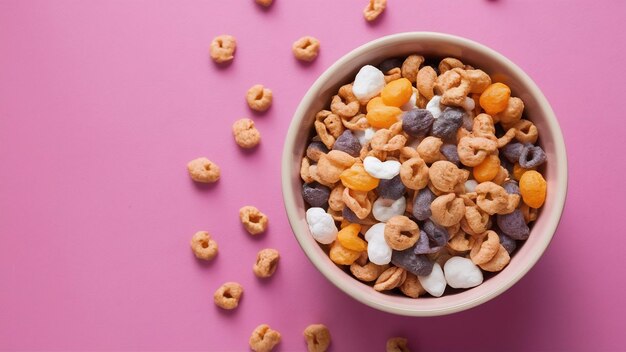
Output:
left=190, top=231, right=218, bottom=260
left=209, top=35, right=236, bottom=64
left=255, top=0, right=272, bottom=7
left=249, top=324, right=281, bottom=352
left=246, top=84, right=273, bottom=112
left=303, top=324, right=331, bottom=352
left=253, top=248, right=280, bottom=278
left=232, top=118, right=261, bottom=148
left=187, top=157, right=220, bottom=183
left=292, top=36, right=320, bottom=62
left=386, top=337, right=410, bottom=352
left=239, top=206, right=269, bottom=235
left=363, top=0, right=387, bottom=22
left=213, top=282, right=243, bottom=310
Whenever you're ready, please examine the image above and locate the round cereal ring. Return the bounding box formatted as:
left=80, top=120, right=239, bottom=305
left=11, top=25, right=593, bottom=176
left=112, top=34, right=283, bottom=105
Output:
left=479, top=244, right=511, bottom=272
left=469, top=230, right=500, bottom=265
left=292, top=36, right=320, bottom=62
left=232, top=118, right=261, bottom=148
left=246, top=84, right=273, bottom=112
left=190, top=231, right=218, bottom=260
left=384, top=215, right=420, bottom=250
left=210, top=35, right=236, bottom=64
left=303, top=324, right=331, bottom=352
left=249, top=324, right=281, bottom=352
left=213, top=282, right=243, bottom=310
left=253, top=248, right=280, bottom=278
left=187, top=157, right=220, bottom=183
left=239, top=205, right=269, bottom=235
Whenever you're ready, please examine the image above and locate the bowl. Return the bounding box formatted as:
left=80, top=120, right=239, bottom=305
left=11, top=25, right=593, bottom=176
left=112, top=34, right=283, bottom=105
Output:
left=281, top=32, right=567, bottom=316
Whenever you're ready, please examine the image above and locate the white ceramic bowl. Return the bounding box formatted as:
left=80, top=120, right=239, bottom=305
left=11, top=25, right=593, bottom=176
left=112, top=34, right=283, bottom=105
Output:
left=282, top=32, right=567, bottom=316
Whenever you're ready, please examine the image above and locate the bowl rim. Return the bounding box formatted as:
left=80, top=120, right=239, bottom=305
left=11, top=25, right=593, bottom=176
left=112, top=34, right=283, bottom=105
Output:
left=281, top=31, right=568, bottom=316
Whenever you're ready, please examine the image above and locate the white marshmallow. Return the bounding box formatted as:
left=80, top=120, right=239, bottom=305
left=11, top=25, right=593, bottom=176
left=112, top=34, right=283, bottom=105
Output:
left=462, top=96, right=475, bottom=112
left=364, top=223, right=391, bottom=265
left=363, top=156, right=401, bottom=180
left=305, top=207, right=338, bottom=244
left=418, top=263, right=447, bottom=297
left=372, top=197, right=406, bottom=222
left=444, top=256, right=484, bottom=289
left=400, top=87, right=418, bottom=111
left=464, top=179, right=478, bottom=193
left=426, top=95, right=443, bottom=119
left=354, top=127, right=376, bottom=146
left=352, top=65, right=386, bottom=101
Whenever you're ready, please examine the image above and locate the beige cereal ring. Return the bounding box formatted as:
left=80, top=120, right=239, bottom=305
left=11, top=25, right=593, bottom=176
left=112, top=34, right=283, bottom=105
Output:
left=401, top=55, right=425, bottom=83
left=430, top=193, right=465, bottom=227
left=209, top=35, right=236, bottom=64
left=399, top=272, right=425, bottom=298
left=249, top=324, right=281, bottom=352
left=386, top=337, right=410, bottom=352
left=190, top=231, right=218, bottom=260
left=293, top=36, right=320, bottom=62
left=465, top=69, right=491, bottom=94
left=342, top=188, right=372, bottom=219
left=384, top=67, right=402, bottom=83
left=341, top=113, right=370, bottom=131
left=213, top=282, right=243, bottom=310
left=447, top=231, right=474, bottom=252
left=512, top=119, right=539, bottom=144
left=470, top=230, right=500, bottom=265
left=434, top=69, right=461, bottom=95
left=300, top=157, right=314, bottom=183
left=373, top=266, right=407, bottom=291
left=187, top=157, right=220, bottom=183
left=461, top=205, right=491, bottom=235
left=232, top=118, right=261, bottom=148
left=416, top=66, right=437, bottom=100
left=239, top=206, right=269, bottom=235
left=416, top=136, right=445, bottom=164
left=255, top=0, right=273, bottom=7
left=246, top=84, right=273, bottom=112
left=428, top=160, right=469, bottom=193
left=400, top=156, right=429, bottom=190
left=328, top=184, right=346, bottom=211
left=384, top=215, right=420, bottom=250
left=475, top=182, right=520, bottom=215
left=350, top=260, right=388, bottom=282
left=439, top=57, right=465, bottom=74
left=457, top=136, right=497, bottom=167
left=317, top=150, right=356, bottom=184
left=479, top=244, right=511, bottom=272
left=331, top=84, right=360, bottom=118
left=495, top=97, right=524, bottom=125
left=370, top=129, right=407, bottom=152
left=303, top=324, right=331, bottom=352
left=253, top=248, right=280, bottom=278
left=363, top=0, right=387, bottom=21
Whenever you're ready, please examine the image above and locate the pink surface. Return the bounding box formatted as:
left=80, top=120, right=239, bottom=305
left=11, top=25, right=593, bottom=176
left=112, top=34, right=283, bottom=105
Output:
left=0, top=0, right=624, bottom=351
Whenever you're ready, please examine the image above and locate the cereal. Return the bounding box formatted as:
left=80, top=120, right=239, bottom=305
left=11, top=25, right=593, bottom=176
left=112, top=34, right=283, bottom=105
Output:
left=443, top=256, right=483, bottom=288
left=190, top=231, right=218, bottom=260
left=187, top=157, right=220, bottom=183
left=386, top=337, right=410, bottom=352
left=239, top=206, right=269, bottom=235
left=292, top=36, right=320, bottom=62
left=249, top=324, right=281, bottom=352
left=301, top=55, right=548, bottom=298
left=384, top=215, right=420, bottom=250
left=213, top=282, right=243, bottom=310
left=417, top=262, right=446, bottom=297
left=210, top=35, right=236, bottom=64
left=363, top=0, right=387, bottom=22
left=255, top=0, right=273, bottom=7
left=246, top=84, right=273, bottom=112
left=232, top=118, right=261, bottom=148
left=253, top=248, right=280, bottom=278
left=303, top=324, right=331, bottom=352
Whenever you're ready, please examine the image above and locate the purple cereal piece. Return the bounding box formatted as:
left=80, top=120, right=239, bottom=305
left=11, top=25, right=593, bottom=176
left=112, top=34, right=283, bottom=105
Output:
left=378, top=57, right=404, bottom=73
left=423, top=220, right=449, bottom=247
left=441, top=143, right=460, bottom=166
left=332, top=130, right=361, bottom=157
left=402, top=109, right=434, bottom=138
left=413, top=229, right=442, bottom=255
left=377, top=175, right=406, bottom=200
left=302, top=182, right=330, bottom=207
left=306, top=141, right=329, bottom=162
left=498, top=231, right=518, bottom=255
left=496, top=209, right=530, bottom=240
left=502, top=180, right=520, bottom=195
left=501, top=142, right=524, bottom=163
left=412, top=187, right=436, bottom=221
left=519, top=144, right=547, bottom=169
left=392, top=243, right=435, bottom=276
left=431, top=107, right=464, bottom=140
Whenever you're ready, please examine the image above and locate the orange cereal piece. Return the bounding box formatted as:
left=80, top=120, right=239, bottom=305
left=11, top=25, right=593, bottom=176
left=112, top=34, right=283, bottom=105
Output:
left=473, top=154, right=501, bottom=182
left=366, top=106, right=403, bottom=129
left=381, top=78, right=413, bottom=107
left=479, top=82, right=511, bottom=115
left=366, top=96, right=386, bottom=112
left=519, top=170, right=547, bottom=208
left=337, top=223, right=367, bottom=252
left=512, top=162, right=535, bottom=181
left=340, top=163, right=380, bottom=191
left=329, top=240, right=362, bottom=265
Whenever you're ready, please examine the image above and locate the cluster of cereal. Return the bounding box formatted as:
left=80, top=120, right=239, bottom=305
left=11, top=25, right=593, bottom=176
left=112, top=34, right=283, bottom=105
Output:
left=301, top=55, right=548, bottom=298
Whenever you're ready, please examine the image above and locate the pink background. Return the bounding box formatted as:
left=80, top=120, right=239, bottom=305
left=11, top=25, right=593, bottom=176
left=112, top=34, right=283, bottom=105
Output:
left=1, top=0, right=625, bottom=351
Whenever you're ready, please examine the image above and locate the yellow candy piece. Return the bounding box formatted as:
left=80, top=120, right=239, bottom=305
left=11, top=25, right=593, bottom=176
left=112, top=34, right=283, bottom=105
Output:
left=337, top=223, right=367, bottom=252
left=340, top=163, right=380, bottom=191
left=473, top=154, right=501, bottom=182
left=479, top=82, right=511, bottom=115
left=381, top=78, right=413, bottom=107
left=366, top=96, right=386, bottom=112
left=512, top=163, right=535, bottom=181
left=329, top=240, right=362, bottom=265
left=519, top=170, right=547, bottom=208
left=366, top=106, right=403, bottom=129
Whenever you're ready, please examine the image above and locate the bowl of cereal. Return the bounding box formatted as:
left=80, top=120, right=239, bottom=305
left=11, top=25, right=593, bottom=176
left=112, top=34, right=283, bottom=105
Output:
left=281, top=32, right=567, bottom=316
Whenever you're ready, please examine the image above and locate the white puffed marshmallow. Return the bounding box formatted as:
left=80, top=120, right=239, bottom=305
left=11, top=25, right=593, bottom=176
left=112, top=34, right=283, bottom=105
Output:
left=462, top=96, right=475, bottom=112
left=464, top=179, right=478, bottom=193
left=364, top=223, right=391, bottom=265
left=363, top=156, right=401, bottom=180
left=400, top=87, right=418, bottom=111
left=352, top=65, right=386, bottom=101
left=426, top=95, right=443, bottom=119
left=305, top=207, right=338, bottom=244
left=443, top=256, right=484, bottom=289
left=372, top=197, right=406, bottom=222
left=354, top=127, right=376, bottom=146
left=418, top=263, right=447, bottom=297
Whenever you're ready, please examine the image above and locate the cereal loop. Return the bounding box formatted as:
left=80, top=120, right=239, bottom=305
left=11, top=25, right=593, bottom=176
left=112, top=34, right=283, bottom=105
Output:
left=363, top=0, right=387, bottom=21
left=293, top=36, right=320, bottom=62
left=249, top=324, right=281, bottom=352
left=246, top=84, right=273, bottom=112
left=384, top=215, right=420, bottom=250
left=374, top=266, right=407, bottom=291
left=399, top=272, right=426, bottom=298
left=386, top=337, right=410, bottom=352
left=239, top=206, right=269, bottom=235
left=187, top=157, right=220, bottom=183
left=470, top=230, right=500, bottom=265
left=210, top=35, right=236, bottom=64
left=400, top=157, right=429, bottom=190
left=232, top=118, right=261, bottom=148
left=303, top=324, right=331, bottom=352
left=190, top=231, right=218, bottom=260
left=479, top=244, right=511, bottom=272
left=430, top=193, right=465, bottom=227
left=401, top=55, right=425, bottom=83
left=213, top=282, right=243, bottom=310
left=253, top=248, right=280, bottom=278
